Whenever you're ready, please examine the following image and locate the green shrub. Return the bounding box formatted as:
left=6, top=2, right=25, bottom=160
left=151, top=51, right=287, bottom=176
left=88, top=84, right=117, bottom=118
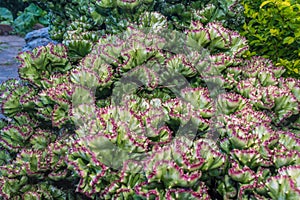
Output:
left=242, top=0, right=300, bottom=78
left=0, top=7, right=13, bottom=25
left=13, top=3, right=49, bottom=35
left=0, top=0, right=28, bottom=19
left=0, top=2, right=49, bottom=35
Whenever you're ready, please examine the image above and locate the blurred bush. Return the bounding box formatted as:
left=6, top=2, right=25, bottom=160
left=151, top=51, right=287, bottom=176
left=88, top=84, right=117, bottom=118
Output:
left=242, top=0, right=300, bottom=78
left=13, top=3, right=49, bottom=35
left=0, top=0, right=28, bottom=19
left=0, top=1, right=49, bottom=35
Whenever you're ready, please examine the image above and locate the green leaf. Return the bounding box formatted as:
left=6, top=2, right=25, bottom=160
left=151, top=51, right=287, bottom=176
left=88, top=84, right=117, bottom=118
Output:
left=38, top=15, right=49, bottom=26
left=283, top=36, right=295, bottom=45
left=24, top=3, right=43, bottom=17
left=0, top=7, right=13, bottom=24
left=260, top=1, right=273, bottom=8
left=295, top=30, right=300, bottom=38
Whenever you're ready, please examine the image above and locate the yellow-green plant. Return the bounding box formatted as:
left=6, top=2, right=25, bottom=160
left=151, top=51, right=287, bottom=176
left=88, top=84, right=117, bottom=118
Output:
left=242, top=0, right=300, bottom=78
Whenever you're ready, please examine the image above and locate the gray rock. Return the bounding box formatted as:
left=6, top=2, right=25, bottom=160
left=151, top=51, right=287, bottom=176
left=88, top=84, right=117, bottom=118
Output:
left=22, top=27, right=59, bottom=51
left=24, top=27, right=50, bottom=42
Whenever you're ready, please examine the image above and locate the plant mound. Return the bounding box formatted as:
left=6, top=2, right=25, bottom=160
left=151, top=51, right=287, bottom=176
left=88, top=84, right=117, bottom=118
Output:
left=26, top=0, right=245, bottom=62
left=0, top=8, right=300, bottom=200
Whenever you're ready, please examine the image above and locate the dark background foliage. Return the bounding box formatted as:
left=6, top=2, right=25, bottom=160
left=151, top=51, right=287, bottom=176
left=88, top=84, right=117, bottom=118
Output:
left=0, top=0, right=29, bottom=18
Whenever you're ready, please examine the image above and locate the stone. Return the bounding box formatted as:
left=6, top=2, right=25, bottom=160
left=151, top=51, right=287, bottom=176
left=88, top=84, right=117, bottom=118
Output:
left=0, top=35, right=25, bottom=119
left=22, top=27, right=58, bottom=51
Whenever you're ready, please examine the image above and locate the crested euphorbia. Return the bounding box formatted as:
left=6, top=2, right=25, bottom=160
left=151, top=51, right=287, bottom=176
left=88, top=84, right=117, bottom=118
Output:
left=0, top=17, right=300, bottom=199
left=188, top=21, right=248, bottom=56
left=25, top=0, right=245, bottom=62
left=233, top=56, right=299, bottom=125
left=71, top=136, right=222, bottom=199
left=214, top=92, right=300, bottom=198
left=0, top=112, right=72, bottom=199
left=17, top=43, right=72, bottom=88
left=0, top=79, right=37, bottom=117
left=35, top=82, right=95, bottom=127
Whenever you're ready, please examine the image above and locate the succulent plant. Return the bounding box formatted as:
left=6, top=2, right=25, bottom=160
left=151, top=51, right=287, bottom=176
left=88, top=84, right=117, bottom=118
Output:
left=17, top=43, right=72, bottom=88
left=0, top=110, right=75, bottom=199
left=25, top=0, right=245, bottom=62
left=1, top=7, right=300, bottom=200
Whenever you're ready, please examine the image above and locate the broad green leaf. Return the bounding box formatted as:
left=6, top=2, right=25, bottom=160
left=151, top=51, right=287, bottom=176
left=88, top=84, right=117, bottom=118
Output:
left=295, top=30, right=300, bottom=38
left=279, top=1, right=291, bottom=8
left=283, top=36, right=295, bottom=45
left=270, top=28, right=280, bottom=36
left=0, top=7, right=13, bottom=24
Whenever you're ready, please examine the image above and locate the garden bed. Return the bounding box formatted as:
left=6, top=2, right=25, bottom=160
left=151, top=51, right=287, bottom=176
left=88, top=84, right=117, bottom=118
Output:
left=0, top=0, right=299, bottom=199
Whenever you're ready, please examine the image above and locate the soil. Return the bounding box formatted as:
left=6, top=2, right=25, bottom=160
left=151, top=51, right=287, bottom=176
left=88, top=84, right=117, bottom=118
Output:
left=0, top=35, right=25, bottom=83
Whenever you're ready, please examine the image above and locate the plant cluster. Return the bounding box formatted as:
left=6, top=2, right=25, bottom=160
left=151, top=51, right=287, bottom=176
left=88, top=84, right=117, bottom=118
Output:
left=0, top=7, right=13, bottom=25
left=241, top=0, right=300, bottom=78
left=25, top=0, right=244, bottom=62
left=0, top=0, right=28, bottom=19
left=0, top=3, right=49, bottom=35
left=0, top=10, right=299, bottom=198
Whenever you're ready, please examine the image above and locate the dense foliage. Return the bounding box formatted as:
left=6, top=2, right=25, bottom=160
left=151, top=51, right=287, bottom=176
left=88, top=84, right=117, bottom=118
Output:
left=0, top=7, right=13, bottom=25
left=1, top=12, right=300, bottom=198
left=0, top=3, right=49, bottom=35
left=0, top=0, right=28, bottom=18
left=1, top=0, right=300, bottom=199
left=242, top=0, right=300, bottom=78
left=26, top=0, right=245, bottom=62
